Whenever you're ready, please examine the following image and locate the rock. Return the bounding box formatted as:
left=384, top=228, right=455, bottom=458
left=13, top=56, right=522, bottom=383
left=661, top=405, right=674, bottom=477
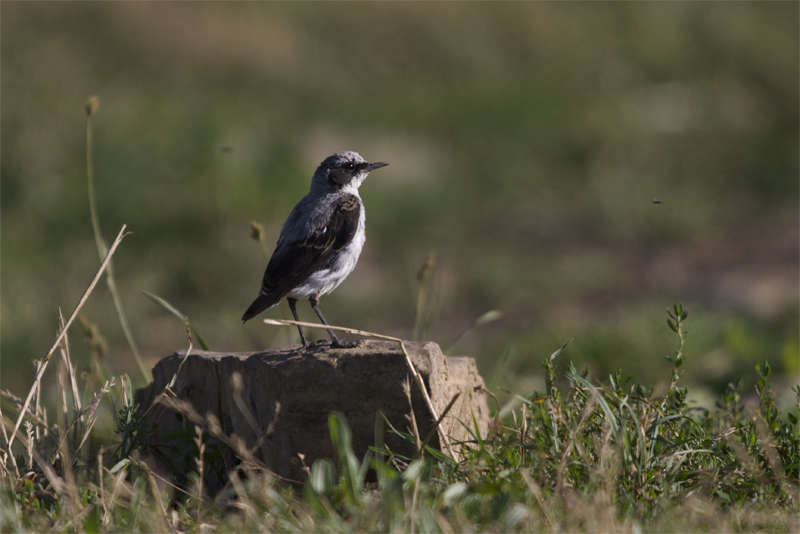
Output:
left=134, top=340, right=491, bottom=493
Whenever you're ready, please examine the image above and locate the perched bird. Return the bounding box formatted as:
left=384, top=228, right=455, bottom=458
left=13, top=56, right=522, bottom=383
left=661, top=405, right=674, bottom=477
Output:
left=242, top=151, right=388, bottom=349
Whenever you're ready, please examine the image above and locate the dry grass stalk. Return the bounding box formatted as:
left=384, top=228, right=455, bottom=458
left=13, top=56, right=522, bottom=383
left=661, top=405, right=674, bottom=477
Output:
left=57, top=311, right=84, bottom=457
left=402, top=378, right=422, bottom=456
left=105, top=468, right=130, bottom=513
left=33, top=360, right=44, bottom=444
left=420, top=392, right=461, bottom=452
left=54, top=332, right=82, bottom=527
left=97, top=450, right=109, bottom=526
left=1, top=390, right=50, bottom=430
left=136, top=457, right=169, bottom=519
left=231, top=370, right=280, bottom=467
left=6, top=224, right=129, bottom=453
left=56, top=421, right=83, bottom=530
left=76, top=378, right=115, bottom=454
left=0, top=399, right=13, bottom=474
left=555, top=393, right=599, bottom=495
left=24, top=422, right=34, bottom=470
left=58, top=309, right=82, bottom=414
left=521, top=469, right=554, bottom=529
left=194, top=425, right=206, bottom=503
left=227, top=470, right=258, bottom=522
left=230, top=371, right=260, bottom=439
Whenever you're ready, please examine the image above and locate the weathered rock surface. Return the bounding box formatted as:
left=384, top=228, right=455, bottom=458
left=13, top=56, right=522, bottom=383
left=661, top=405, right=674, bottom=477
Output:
left=135, top=340, right=490, bottom=492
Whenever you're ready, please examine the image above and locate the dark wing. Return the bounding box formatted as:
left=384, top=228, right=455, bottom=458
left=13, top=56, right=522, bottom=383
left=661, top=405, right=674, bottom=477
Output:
left=241, top=194, right=360, bottom=322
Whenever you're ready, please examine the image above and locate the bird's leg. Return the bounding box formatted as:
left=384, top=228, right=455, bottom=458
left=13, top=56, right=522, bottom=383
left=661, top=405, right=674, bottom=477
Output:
left=309, top=295, right=361, bottom=349
left=287, top=298, right=311, bottom=348
left=308, top=295, right=340, bottom=345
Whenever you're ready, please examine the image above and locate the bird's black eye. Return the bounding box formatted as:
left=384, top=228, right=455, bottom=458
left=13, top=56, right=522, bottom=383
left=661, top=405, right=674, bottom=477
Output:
left=344, top=162, right=355, bottom=171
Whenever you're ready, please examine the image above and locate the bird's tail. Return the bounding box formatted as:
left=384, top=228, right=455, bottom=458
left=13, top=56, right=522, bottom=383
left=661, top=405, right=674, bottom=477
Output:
left=241, top=293, right=280, bottom=323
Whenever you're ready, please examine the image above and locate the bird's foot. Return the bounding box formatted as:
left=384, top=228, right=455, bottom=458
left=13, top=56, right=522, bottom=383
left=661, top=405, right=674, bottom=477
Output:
left=330, top=338, right=364, bottom=349
left=295, top=339, right=333, bottom=353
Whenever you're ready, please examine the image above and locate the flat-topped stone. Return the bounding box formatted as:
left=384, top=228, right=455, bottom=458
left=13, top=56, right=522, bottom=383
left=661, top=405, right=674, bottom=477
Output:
left=135, top=340, right=490, bottom=492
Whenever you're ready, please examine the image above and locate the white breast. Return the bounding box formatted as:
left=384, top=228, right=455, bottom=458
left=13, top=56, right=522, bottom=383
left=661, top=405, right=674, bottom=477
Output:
left=287, top=202, right=366, bottom=299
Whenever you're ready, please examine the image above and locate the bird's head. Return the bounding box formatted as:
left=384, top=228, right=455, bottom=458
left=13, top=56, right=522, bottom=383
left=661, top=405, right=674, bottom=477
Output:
left=310, top=151, right=388, bottom=195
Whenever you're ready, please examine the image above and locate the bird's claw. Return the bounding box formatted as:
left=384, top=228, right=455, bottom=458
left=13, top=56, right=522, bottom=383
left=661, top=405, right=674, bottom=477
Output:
left=295, top=339, right=332, bottom=353
left=331, top=339, right=364, bottom=349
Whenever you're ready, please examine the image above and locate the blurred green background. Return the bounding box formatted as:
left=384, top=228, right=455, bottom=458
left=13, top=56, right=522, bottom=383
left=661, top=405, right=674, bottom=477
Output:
left=2, top=2, right=798, bottom=406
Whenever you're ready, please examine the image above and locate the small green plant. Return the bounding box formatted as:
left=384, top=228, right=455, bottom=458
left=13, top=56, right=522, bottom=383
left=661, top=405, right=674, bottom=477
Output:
left=437, top=304, right=799, bottom=530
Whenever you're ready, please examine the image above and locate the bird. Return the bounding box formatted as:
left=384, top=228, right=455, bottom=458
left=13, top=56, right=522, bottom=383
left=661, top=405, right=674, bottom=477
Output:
left=242, top=151, right=388, bottom=349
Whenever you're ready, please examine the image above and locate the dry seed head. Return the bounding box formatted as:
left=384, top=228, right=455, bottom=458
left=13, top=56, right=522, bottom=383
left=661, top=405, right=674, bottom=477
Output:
left=86, top=96, right=99, bottom=117
left=250, top=221, right=265, bottom=241
left=417, top=251, right=437, bottom=284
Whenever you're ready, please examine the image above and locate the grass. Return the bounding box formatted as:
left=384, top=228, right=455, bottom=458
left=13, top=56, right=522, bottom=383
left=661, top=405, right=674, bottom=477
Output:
left=1, top=247, right=798, bottom=532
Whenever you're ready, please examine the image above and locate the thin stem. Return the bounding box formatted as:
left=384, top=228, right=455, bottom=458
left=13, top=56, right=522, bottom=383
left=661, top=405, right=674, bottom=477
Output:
left=86, top=98, right=149, bottom=381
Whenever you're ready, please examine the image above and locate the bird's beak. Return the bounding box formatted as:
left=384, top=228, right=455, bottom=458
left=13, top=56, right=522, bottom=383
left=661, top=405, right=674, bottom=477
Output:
left=366, top=161, right=388, bottom=172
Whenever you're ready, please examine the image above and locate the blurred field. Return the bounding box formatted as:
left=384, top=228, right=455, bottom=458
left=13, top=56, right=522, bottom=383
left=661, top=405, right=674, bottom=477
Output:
left=1, top=2, right=797, bottom=404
